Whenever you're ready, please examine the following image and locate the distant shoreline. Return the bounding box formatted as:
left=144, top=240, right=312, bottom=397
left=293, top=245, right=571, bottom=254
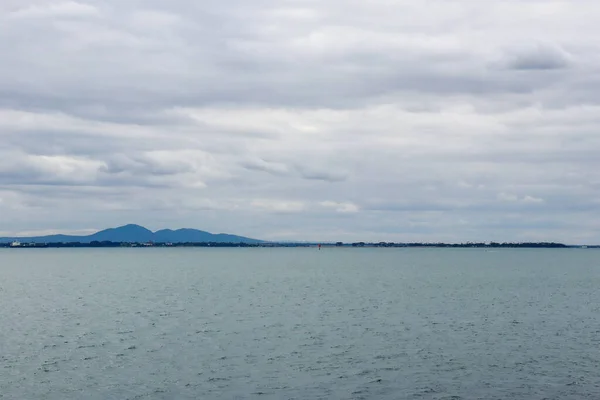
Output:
left=1, top=241, right=595, bottom=249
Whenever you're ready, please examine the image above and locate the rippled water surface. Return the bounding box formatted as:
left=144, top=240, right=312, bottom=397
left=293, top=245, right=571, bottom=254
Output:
left=1, top=248, right=600, bottom=399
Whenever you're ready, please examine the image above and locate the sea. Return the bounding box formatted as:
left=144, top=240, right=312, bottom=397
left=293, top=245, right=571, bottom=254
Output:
left=1, top=248, right=599, bottom=399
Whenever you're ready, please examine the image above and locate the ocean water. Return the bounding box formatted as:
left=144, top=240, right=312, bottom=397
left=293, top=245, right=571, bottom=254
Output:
left=1, top=248, right=599, bottom=399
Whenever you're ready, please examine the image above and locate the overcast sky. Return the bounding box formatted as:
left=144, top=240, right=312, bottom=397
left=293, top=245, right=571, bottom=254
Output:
left=1, top=0, right=600, bottom=243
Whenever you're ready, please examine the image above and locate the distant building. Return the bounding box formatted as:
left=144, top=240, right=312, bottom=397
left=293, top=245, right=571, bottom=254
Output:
left=10, top=241, right=21, bottom=247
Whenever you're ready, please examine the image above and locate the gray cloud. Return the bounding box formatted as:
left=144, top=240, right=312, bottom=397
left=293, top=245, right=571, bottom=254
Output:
left=296, top=167, right=348, bottom=183
left=1, top=1, right=600, bottom=243
left=505, top=45, right=571, bottom=71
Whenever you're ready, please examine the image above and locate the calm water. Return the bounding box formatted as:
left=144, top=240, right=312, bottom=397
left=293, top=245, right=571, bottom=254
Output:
left=1, top=248, right=599, bottom=399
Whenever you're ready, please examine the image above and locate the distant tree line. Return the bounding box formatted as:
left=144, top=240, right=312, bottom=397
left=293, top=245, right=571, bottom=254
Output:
left=346, top=242, right=569, bottom=248
left=1, top=241, right=588, bottom=249
left=0, top=241, right=314, bottom=248
left=1, top=241, right=263, bottom=248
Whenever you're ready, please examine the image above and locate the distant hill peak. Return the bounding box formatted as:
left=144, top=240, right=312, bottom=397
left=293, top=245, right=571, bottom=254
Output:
left=111, top=224, right=153, bottom=231
left=0, top=224, right=262, bottom=244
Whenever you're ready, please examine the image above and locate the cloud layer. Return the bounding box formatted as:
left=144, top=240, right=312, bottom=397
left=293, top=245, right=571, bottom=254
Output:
left=1, top=0, right=600, bottom=243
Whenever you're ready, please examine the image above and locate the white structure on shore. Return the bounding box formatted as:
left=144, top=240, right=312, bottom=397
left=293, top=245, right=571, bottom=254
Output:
left=10, top=241, right=21, bottom=247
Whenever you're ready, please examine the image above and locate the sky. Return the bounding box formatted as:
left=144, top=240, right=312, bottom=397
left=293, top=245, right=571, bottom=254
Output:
left=1, top=0, right=600, bottom=244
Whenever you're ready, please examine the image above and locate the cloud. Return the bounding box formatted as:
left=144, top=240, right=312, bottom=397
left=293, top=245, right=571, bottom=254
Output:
left=0, top=228, right=97, bottom=237
left=320, top=201, right=359, bottom=213
left=240, top=157, right=348, bottom=182
left=1, top=0, right=600, bottom=243
left=240, top=159, right=291, bottom=176
left=505, top=44, right=571, bottom=71
left=250, top=199, right=306, bottom=213
left=296, top=167, right=348, bottom=183
left=498, top=193, right=545, bottom=204
left=9, top=1, right=100, bottom=19
left=522, top=195, right=545, bottom=204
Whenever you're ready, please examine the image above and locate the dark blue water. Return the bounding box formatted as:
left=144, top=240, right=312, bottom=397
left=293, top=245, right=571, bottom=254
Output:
left=1, top=248, right=599, bottom=399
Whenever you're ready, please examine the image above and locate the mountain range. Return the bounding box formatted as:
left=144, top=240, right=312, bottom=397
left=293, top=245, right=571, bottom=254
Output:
left=0, top=224, right=262, bottom=244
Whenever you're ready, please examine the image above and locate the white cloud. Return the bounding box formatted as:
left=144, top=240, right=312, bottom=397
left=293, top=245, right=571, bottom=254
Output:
left=498, top=193, right=519, bottom=202
left=523, top=195, right=545, bottom=204
left=498, top=193, right=545, bottom=204
left=320, top=201, right=359, bottom=213
left=251, top=199, right=306, bottom=213
left=0, top=228, right=97, bottom=237
left=9, top=1, right=99, bottom=19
